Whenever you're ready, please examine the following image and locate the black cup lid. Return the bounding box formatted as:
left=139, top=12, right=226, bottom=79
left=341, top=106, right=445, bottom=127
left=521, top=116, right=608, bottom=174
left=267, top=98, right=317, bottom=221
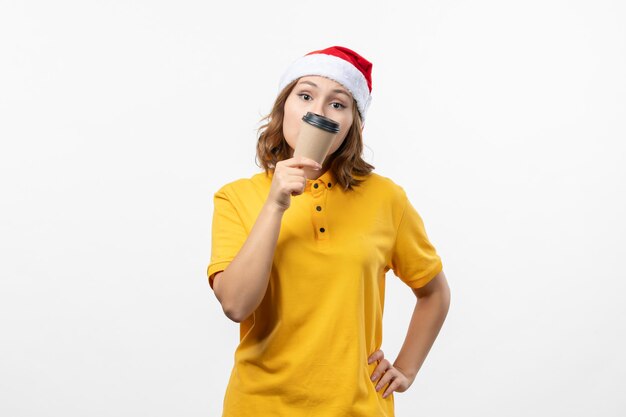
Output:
left=302, top=112, right=340, bottom=133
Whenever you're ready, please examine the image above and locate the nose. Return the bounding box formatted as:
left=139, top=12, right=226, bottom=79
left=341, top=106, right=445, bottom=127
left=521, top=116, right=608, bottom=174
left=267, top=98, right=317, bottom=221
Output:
left=310, top=100, right=326, bottom=117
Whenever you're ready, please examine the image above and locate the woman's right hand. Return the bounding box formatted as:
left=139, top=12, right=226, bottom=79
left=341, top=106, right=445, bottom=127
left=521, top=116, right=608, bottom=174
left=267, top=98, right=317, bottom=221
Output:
left=267, top=156, right=322, bottom=212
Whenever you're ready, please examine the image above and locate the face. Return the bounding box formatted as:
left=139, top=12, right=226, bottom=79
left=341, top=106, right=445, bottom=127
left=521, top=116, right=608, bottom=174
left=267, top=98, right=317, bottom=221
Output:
left=282, top=75, right=356, bottom=162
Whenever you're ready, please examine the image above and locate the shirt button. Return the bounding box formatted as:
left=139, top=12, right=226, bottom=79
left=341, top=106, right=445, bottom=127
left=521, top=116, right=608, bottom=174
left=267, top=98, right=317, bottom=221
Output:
left=320, top=227, right=325, bottom=233
left=316, top=206, right=322, bottom=211
left=313, top=183, right=319, bottom=189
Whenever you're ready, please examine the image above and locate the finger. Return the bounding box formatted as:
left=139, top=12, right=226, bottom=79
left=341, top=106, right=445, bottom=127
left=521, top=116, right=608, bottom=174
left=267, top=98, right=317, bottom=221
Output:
left=287, top=157, right=322, bottom=169
left=371, top=358, right=390, bottom=383
left=368, top=349, right=384, bottom=365
left=382, top=377, right=401, bottom=399
left=298, top=156, right=322, bottom=167
left=289, top=179, right=306, bottom=196
left=283, top=167, right=306, bottom=177
left=375, top=368, right=397, bottom=392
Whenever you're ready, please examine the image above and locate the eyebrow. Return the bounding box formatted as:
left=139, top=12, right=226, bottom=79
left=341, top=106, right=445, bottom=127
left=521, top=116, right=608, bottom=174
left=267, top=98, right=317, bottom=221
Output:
left=298, top=80, right=351, bottom=98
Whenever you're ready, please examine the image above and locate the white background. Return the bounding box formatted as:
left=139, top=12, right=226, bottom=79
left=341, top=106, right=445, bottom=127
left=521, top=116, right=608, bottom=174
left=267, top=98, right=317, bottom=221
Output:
left=1, top=1, right=625, bottom=416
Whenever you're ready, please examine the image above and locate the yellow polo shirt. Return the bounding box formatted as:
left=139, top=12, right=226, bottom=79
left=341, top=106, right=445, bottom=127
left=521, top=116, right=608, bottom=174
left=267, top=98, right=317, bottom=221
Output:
left=207, top=168, right=443, bottom=417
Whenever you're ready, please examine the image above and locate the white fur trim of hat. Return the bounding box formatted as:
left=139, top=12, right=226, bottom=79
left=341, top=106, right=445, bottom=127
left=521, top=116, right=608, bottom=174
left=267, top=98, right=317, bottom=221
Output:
left=277, top=48, right=373, bottom=122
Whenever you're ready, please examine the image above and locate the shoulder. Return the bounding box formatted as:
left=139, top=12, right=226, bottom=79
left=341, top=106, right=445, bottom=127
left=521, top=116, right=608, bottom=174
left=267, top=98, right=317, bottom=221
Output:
left=357, top=172, right=408, bottom=205
left=214, top=170, right=271, bottom=197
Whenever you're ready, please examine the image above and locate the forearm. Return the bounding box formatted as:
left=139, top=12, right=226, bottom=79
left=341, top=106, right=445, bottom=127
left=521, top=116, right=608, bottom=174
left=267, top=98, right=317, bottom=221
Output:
left=219, top=201, right=285, bottom=322
left=393, top=289, right=450, bottom=380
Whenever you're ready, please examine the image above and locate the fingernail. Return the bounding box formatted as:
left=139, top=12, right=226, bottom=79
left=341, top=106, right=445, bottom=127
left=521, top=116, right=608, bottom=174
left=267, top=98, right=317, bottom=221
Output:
left=371, top=375, right=376, bottom=381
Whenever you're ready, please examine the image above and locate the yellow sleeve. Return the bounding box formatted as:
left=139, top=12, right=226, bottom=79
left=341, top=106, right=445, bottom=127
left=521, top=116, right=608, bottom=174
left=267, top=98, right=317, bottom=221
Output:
left=207, top=187, right=249, bottom=290
left=389, top=190, right=443, bottom=289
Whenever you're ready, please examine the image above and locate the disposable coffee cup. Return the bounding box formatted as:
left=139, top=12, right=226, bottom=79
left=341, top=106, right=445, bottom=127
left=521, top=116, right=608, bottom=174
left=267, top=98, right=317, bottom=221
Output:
left=293, top=112, right=340, bottom=179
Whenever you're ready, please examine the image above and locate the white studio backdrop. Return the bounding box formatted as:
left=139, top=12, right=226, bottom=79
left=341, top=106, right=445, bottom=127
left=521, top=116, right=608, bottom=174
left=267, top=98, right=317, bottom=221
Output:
left=1, top=1, right=625, bottom=416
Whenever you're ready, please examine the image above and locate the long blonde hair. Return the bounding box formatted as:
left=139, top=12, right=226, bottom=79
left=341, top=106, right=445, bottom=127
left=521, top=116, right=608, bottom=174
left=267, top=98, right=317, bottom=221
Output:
left=255, top=79, right=375, bottom=191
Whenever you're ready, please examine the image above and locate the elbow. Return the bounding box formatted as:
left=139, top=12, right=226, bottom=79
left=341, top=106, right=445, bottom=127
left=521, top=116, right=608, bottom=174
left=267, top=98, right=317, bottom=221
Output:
left=212, top=270, right=255, bottom=323
left=219, top=296, right=243, bottom=323
left=219, top=294, right=249, bottom=323
left=223, top=305, right=251, bottom=323
left=224, top=307, right=242, bottom=323
left=222, top=300, right=243, bottom=323
left=213, top=271, right=241, bottom=322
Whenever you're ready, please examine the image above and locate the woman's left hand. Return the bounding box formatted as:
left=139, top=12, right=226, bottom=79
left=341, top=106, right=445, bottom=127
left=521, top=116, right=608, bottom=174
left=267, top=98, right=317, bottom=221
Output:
left=368, top=349, right=415, bottom=399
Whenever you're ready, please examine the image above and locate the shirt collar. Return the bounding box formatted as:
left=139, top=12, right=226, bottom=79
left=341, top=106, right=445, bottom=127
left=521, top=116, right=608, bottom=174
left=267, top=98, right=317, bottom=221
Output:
left=304, top=168, right=336, bottom=192
left=267, top=168, right=336, bottom=193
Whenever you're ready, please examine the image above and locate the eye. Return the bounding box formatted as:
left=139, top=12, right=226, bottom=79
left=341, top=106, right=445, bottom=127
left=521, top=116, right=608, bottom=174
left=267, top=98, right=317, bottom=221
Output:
left=297, top=93, right=312, bottom=101
left=331, top=102, right=345, bottom=110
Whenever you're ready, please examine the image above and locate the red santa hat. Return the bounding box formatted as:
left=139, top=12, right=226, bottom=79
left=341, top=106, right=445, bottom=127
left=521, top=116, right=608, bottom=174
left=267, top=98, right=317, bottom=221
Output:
left=278, top=46, right=373, bottom=123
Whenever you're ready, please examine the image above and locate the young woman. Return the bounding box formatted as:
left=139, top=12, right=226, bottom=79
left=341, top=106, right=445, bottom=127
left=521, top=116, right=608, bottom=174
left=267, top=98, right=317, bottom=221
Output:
left=207, top=46, right=451, bottom=417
